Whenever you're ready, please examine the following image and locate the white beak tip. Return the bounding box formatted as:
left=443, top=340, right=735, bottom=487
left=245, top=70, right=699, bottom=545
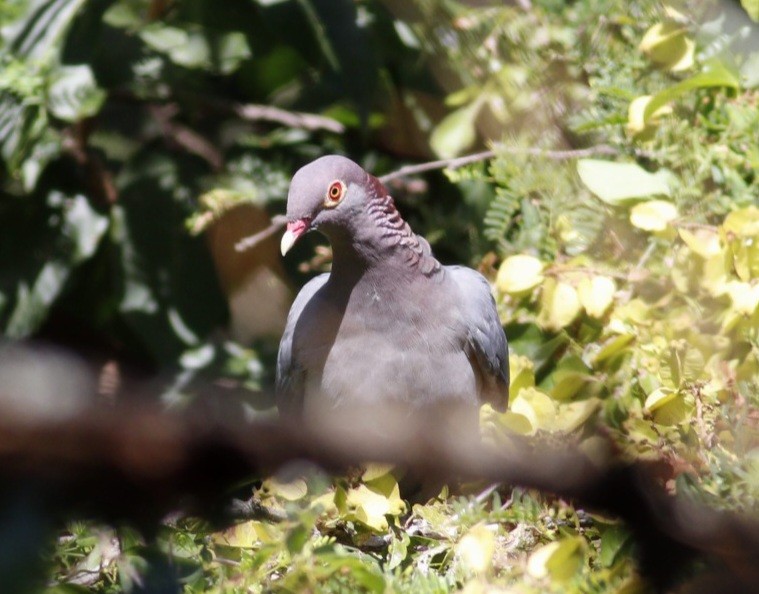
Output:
left=280, top=229, right=297, bottom=256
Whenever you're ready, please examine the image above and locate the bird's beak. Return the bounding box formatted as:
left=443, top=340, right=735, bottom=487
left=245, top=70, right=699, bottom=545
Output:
left=280, top=219, right=310, bottom=256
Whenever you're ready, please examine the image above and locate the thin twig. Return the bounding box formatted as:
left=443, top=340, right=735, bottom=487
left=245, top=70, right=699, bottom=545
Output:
left=378, top=145, right=619, bottom=182
left=379, top=150, right=497, bottom=182
left=544, top=264, right=630, bottom=282
left=235, top=215, right=288, bottom=252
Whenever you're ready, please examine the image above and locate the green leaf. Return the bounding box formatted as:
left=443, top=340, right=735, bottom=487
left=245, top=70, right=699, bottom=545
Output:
left=600, top=524, right=631, bottom=567
left=59, top=194, right=109, bottom=262
left=527, top=537, right=585, bottom=581
left=577, top=159, right=675, bottom=204
left=5, top=261, right=69, bottom=338
left=741, top=0, right=759, bottom=21
left=644, top=61, right=741, bottom=121
left=639, top=22, right=694, bottom=72
left=217, top=32, right=252, bottom=74
left=430, top=101, right=481, bottom=159
left=47, top=65, right=106, bottom=122
left=3, top=0, right=89, bottom=60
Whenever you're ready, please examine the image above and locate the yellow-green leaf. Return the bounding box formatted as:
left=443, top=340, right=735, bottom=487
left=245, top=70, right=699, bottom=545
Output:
left=510, top=387, right=557, bottom=432
left=722, top=206, right=759, bottom=237
left=554, top=398, right=601, bottom=432
left=508, top=354, right=536, bottom=402
left=577, top=159, right=674, bottom=204
left=741, top=0, right=759, bottom=22
left=346, top=485, right=400, bottom=532
left=644, top=61, right=741, bottom=121
left=263, top=477, right=308, bottom=501
left=639, top=22, right=695, bottom=72
left=456, top=524, right=496, bottom=574
left=592, top=333, right=636, bottom=365
left=539, top=279, right=581, bottom=330
left=527, top=537, right=585, bottom=581
left=578, top=275, right=616, bottom=318
left=362, top=463, right=395, bottom=482
left=496, top=255, right=544, bottom=294
left=430, top=101, right=481, bottom=159
left=678, top=227, right=721, bottom=258
left=630, top=200, right=678, bottom=232
left=626, top=95, right=673, bottom=137
left=725, top=281, right=759, bottom=315
left=644, top=388, right=692, bottom=425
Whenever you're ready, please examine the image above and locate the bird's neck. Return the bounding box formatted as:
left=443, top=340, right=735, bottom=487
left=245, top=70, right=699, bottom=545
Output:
left=326, top=177, right=441, bottom=281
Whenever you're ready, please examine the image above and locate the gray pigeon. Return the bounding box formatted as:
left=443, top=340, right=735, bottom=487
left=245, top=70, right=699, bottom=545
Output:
left=276, top=155, right=509, bottom=422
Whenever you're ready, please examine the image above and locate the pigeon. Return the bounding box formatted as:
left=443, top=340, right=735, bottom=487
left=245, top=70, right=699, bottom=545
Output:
left=276, top=155, right=509, bottom=423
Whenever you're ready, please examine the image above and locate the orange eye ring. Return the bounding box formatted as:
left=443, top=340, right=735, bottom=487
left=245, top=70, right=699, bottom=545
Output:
left=324, top=180, right=345, bottom=207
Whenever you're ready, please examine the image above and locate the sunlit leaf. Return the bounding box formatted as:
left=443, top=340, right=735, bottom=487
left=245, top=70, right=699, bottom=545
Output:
left=724, top=281, right=759, bottom=315
left=456, top=524, right=495, bottom=574
left=577, top=159, right=675, bottom=204
left=539, top=279, right=581, bottom=330
left=678, top=227, right=721, bottom=258
left=740, top=0, right=759, bottom=21
left=626, top=95, right=673, bottom=137
left=555, top=398, right=600, bottom=432
left=578, top=276, right=616, bottom=318
left=362, top=463, right=395, bottom=482
left=496, top=255, right=544, bottom=295
left=639, top=22, right=695, bottom=72
left=644, top=388, right=692, bottom=425
left=527, top=537, right=585, bottom=581
left=630, top=200, right=678, bottom=232
left=510, top=387, right=557, bottom=432
left=263, top=477, right=308, bottom=501
left=508, top=354, right=536, bottom=402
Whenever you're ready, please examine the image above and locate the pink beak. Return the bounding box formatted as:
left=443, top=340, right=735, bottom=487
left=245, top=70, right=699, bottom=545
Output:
left=280, top=219, right=310, bottom=256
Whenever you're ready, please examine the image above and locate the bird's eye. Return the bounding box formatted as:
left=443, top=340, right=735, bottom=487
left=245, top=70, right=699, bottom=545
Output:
left=324, top=180, right=345, bottom=207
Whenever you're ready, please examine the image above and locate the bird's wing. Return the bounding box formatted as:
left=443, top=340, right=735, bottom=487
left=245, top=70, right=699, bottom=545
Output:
left=448, top=266, right=510, bottom=409
left=275, top=273, right=329, bottom=416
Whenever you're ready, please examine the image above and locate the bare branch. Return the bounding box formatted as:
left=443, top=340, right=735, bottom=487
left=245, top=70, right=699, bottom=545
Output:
left=1, top=403, right=759, bottom=593
left=378, top=145, right=619, bottom=183
left=235, top=214, right=288, bottom=252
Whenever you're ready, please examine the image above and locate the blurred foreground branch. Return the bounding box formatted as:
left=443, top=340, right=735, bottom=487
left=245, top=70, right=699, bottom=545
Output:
left=1, top=404, right=758, bottom=591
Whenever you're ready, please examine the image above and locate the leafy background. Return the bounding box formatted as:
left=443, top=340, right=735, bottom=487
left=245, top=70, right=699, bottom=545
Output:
left=0, top=0, right=758, bottom=592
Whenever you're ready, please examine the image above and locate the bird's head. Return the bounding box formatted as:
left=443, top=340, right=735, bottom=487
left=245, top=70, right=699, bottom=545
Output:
left=280, top=155, right=373, bottom=256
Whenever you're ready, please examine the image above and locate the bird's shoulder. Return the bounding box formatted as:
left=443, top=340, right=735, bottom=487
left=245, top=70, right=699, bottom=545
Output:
left=444, top=265, right=510, bottom=407
left=286, top=273, right=330, bottom=325
left=445, top=265, right=495, bottom=309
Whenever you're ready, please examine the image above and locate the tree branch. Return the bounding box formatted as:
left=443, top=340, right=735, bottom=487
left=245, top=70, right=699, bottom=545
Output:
left=378, top=145, right=619, bottom=182
left=233, top=104, right=345, bottom=134
left=235, top=214, right=287, bottom=252
left=1, top=404, right=758, bottom=591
